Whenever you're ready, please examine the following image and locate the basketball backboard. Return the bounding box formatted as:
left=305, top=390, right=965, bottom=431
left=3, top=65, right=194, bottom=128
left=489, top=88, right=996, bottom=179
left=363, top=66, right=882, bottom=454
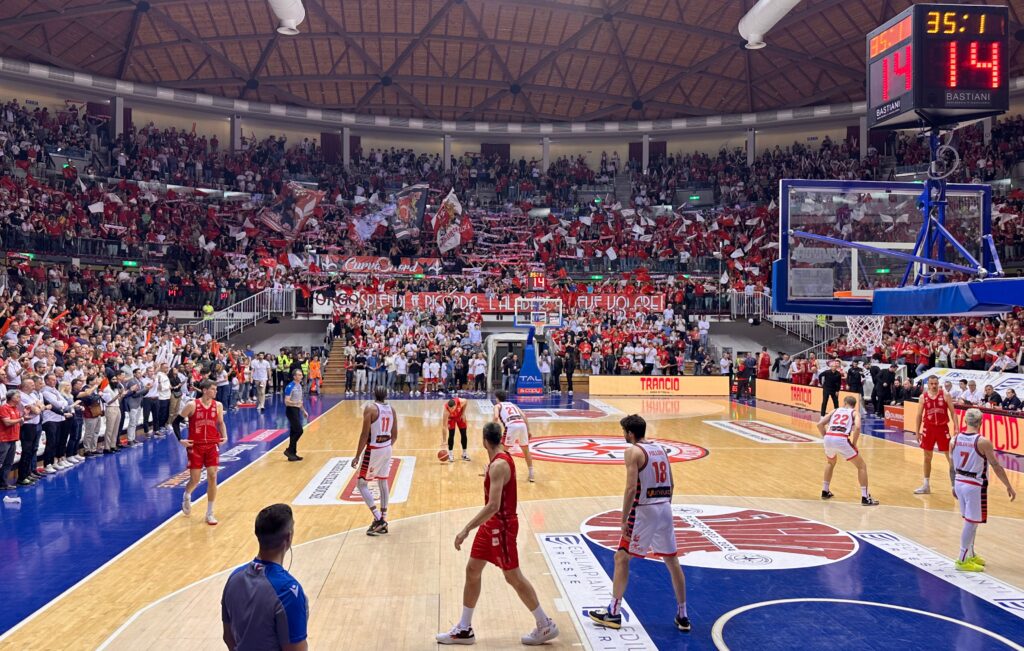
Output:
left=513, top=297, right=564, bottom=331
left=772, top=179, right=996, bottom=315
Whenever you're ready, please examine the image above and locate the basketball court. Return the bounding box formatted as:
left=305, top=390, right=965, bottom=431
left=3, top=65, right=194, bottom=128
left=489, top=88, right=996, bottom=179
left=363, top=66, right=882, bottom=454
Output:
left=0, top=392, right=1021, bottom=650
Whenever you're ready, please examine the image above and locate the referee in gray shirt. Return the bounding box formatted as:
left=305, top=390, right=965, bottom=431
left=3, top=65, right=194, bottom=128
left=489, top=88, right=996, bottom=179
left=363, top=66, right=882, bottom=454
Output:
left=222, top=504, right=308, bottom=650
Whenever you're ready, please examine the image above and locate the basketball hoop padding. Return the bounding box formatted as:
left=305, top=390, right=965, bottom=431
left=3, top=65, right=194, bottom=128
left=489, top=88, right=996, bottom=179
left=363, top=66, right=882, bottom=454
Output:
left=872, top=279, right=1024, bottom=316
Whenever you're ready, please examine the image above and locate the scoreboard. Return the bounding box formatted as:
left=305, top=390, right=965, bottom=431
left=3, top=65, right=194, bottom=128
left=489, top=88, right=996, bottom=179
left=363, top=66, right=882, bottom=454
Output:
left=527, top=269, right=547, bottom=293
left=866, top=4, right=1009, bottom=128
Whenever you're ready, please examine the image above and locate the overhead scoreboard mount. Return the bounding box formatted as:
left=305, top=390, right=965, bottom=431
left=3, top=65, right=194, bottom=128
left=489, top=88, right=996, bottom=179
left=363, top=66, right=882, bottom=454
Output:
left=867, top=3, right=1009, bottom=129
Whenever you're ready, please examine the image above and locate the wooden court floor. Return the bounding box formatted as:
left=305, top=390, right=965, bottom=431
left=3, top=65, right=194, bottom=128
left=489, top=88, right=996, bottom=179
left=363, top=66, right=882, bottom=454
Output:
left=5, top=396, right=1022, bottom=650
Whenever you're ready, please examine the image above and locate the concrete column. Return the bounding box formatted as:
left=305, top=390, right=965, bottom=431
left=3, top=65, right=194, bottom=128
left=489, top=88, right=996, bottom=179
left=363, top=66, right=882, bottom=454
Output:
left=983, top=117, right=993, bottom=145
left=443, top=134, right=452, bottom=171
left=112, top=96, right=125, bottom=138
left=342, top=127, right=351, bottom=169
left=860, top=115, right=868, bottom=158
left=542, top=137, right=550, bottom=172
left=746, top=128, right=755, bottom=165
left=642, top=133, right=650, bottom=173
left=230, top=115, right=243, bottom=152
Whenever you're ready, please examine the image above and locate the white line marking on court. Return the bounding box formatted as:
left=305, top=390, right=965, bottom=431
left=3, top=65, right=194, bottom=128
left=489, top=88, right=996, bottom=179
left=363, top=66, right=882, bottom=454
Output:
left=94, top=493, right=1024, bottom=649
left=0, top=399, right=345, bottom=647
left=710, top=598, right=1024, bottom=651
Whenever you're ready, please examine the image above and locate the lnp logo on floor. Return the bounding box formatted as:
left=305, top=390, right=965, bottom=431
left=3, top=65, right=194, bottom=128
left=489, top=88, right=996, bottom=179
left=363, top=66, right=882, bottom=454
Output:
left=514, top=435, right=708, bottom=465
left=581, top=504, right=858, bottom=569
left=238, top=428, right=287, bottom=443
left=156, top=443, right=257, bottom=488
left=293, top=456, right=416, bottom=505
left=537, top=533, right=655, bottom=650
left=704, top=420, right=818, bottom=443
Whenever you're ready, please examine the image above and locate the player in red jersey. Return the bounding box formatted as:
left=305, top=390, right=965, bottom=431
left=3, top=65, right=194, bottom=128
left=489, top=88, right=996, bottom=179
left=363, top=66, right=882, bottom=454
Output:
left=589, top=414, right=691, bottom=633
left=913, top=375, right=956, bottom=495
left=436, top=422, right=559, bottom=646
left=178, top=380, right=227, bottom=526
left=443, top=396, right=470, bottom=463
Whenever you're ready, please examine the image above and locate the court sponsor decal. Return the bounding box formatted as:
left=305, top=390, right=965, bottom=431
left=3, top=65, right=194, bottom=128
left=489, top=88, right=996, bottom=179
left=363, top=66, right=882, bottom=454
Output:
left=238, top=428, right=287, bottom=443
left=537, top=533, right=656, bottom=650
left=581, top=504, right=858, bottom=569
left=475, top=398, right=615, bottom=420
left=155, top=443, right=257, bottom=488
left=704, top=420, right=818, bottom=443
left=854, top=531, right=1024, bottom=620
left=292, top=456, right=416, bottom=506
left=513, top=435, right=708, bottom=465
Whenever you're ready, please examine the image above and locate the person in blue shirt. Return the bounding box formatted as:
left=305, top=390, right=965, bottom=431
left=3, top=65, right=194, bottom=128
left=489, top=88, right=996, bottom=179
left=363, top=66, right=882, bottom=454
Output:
left=222, top=503, right=308, bottom=650
left=366, top=351, right=380, bottom=393
left=283, top=370, right=308, bottom=462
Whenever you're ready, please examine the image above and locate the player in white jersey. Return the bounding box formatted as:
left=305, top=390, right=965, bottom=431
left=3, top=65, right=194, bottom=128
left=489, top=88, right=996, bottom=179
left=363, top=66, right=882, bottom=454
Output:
left=351, top=387, right=398, bottom=536
left=493, top=390, right=534, bottom=482
left=817, top=396, right=879, bottom=506
left=948, top=408, right=1016, bottom=572
left=589, top=415, right=690, bottom=633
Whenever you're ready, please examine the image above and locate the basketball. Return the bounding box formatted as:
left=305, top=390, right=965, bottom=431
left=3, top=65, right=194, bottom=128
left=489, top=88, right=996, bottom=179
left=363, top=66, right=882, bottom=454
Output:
left=437, top=449, right=450, bottom=462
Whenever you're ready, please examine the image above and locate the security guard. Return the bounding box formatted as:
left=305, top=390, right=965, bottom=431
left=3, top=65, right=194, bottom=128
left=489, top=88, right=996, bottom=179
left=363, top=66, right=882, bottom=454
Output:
left=277, top=350, right=292, bottom=394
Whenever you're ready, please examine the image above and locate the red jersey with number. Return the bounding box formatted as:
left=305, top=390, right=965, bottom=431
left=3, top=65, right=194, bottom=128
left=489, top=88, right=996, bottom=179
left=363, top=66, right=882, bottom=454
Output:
left=483, top=452, right=517, bottom=523
left=445, top=398, right=467, bottom=429
left=922, top=390, right=950, bottom=429
left=188, top=399, right=220, bottom=443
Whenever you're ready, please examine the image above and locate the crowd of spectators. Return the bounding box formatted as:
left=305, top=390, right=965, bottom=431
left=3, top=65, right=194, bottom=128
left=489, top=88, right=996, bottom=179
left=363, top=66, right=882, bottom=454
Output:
left=0, top=259, right=332, bottom=492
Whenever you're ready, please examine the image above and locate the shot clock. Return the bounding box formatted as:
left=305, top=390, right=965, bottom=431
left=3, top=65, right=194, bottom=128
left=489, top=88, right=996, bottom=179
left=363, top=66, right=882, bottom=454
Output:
left=866, top=4, right=1008, bottom=128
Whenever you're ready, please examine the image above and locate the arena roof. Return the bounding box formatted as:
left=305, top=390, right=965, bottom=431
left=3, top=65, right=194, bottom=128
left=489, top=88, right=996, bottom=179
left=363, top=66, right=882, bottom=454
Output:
left=2, top=0, right=1024, bottom=123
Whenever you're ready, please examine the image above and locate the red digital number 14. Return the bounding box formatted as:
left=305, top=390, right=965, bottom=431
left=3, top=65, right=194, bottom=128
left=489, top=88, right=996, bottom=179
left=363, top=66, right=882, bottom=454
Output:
left=882, top=45, right=913, bottom=101
left=948, top=41, right=1001, bottom=89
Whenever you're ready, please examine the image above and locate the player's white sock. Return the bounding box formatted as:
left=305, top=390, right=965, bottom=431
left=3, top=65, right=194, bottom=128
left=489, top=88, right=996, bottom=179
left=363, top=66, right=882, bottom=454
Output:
left=206, top=502, right=214, bottom=517
left=822, top=482, right=830, bottom=491
left=860, top=486, right=869, bottom=498
left=960, top=523, right=977, bottom=561
left=677, top=603, right=688, bottom=618
left=378, top=479, right=390, bottom=518
left=607, top=598, right=621, bottom=616
left=922, top=478, right=930, bottom=488
left=458, top=606, right=474, bottom=629
left=531, top=605, right=549, bottom=626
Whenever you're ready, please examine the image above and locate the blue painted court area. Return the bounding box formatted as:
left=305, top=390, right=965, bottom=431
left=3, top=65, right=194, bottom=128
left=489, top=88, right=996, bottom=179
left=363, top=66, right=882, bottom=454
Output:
left=0, top=394, right=339, bottom=636
left=589, top=537, right=1024, bottom=650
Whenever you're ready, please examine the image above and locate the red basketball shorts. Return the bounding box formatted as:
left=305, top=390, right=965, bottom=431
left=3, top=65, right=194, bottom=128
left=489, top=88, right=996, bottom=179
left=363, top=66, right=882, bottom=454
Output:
left=920, top=424, right=951, bottom=452
left=188, top=442, right=220, bottom=470
left=471, top=516, right=519, bottom=570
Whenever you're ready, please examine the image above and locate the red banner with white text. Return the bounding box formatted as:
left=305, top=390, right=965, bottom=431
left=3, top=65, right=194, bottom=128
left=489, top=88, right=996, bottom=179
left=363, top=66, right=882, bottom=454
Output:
left=312, top=292, right=665, bottom=315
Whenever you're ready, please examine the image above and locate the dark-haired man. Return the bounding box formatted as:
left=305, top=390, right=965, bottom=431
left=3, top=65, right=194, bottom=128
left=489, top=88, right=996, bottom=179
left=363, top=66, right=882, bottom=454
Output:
left=351, top=387, right=397, bottom=536
left=443, top=395, right=470, bottom=462
left=179, top=379, right=227, bottom=526
left=222, top=503, right=308, bottom=650
left=589, top=414, right=691, bottom=633
left=436, top=422, right=559, bottom=646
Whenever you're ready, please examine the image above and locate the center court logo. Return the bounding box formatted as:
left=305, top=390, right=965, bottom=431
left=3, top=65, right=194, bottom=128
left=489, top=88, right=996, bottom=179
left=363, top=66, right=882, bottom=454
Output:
left=513, top=435, right=708, bottom=465
left=581, top=504, right=858, bottom=569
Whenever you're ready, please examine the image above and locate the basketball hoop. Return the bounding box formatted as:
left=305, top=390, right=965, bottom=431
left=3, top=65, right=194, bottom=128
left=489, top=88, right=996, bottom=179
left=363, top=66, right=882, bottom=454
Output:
left=845, top=315, right=885, bottom=353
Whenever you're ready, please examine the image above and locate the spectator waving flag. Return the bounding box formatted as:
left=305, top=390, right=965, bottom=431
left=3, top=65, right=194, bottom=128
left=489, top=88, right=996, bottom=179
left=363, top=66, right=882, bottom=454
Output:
left=434, top=190, right=465, bottom=253
left=287, top=181, right=325, bottom=241
left=391, top=183, right=429, bottom=240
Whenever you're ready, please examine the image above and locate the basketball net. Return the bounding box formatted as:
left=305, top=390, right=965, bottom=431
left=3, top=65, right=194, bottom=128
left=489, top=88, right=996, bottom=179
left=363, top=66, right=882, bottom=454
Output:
left=845, top=315, right=885, bottom=352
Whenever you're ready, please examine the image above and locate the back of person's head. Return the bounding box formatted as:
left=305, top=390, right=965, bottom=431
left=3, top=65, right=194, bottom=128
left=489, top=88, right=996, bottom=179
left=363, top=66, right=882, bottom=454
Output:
left=494, top=390, right=507, bottom=402
left=965, top=408, right=983, bottom=430
left=255, top=503, right=294, bottom=550
left=374, top=386, right=387, bottom=402
left=482, top=422, right=502, bottom=448
left=844, top=396, right=857, bottom=408
left=620, top=414, right=647, bottom=440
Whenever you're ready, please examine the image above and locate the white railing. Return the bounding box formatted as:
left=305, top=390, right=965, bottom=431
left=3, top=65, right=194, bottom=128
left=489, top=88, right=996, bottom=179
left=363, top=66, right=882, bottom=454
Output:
left=187, top=288, right=296, bottom=340
left=729, top=290, right=847, bottom=347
